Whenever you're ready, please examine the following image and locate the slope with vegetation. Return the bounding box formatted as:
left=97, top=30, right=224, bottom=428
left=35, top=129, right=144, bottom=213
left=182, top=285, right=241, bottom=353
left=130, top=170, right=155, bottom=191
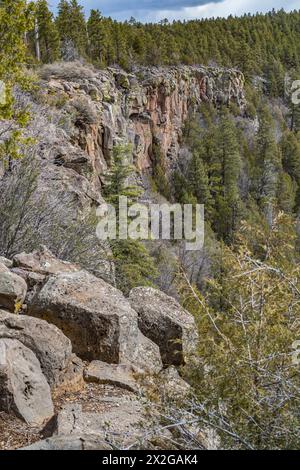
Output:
left=0, top=0, right=299, bottom=451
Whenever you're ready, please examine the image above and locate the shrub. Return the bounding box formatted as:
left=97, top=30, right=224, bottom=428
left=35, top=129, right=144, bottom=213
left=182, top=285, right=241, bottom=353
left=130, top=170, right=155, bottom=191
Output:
left=0, top=155, right=113, bottom=280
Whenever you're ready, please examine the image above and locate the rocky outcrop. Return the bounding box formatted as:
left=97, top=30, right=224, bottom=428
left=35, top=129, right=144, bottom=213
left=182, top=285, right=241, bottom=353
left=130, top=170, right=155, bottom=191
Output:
left=27, top=270, right=162, bottom=373
left=41, top=64, right=245, bottom=177
left=0, top=249, right=203, bottom=449
left=129, top=287, right=198, bottom=366
left=158, top=366, right=191, bottom=401
left=0, top=338, right=54, bottom=425
left=0, top=264, right=27, bottom=312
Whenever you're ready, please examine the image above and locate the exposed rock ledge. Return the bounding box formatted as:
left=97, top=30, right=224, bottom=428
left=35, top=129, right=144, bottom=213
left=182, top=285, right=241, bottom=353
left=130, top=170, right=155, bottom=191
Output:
left=0, top=248, right=206, bottom=450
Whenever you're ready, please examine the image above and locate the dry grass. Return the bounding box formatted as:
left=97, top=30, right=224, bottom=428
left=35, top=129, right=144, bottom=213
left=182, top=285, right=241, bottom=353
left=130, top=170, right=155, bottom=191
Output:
left=39, top=61, right=96, bottom=81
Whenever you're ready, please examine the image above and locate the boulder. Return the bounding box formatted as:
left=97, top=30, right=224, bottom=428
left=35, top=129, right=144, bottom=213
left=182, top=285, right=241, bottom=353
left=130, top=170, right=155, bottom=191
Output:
left=0, top=266, right=27, bottom=312
left=20, top=435, right=112, bottom=450
left=0, top=310, right=78, bottom=389
left=10, top=268, right=45, bottom=289
left=0, top=262, right=9, bottom=273
left=0, top=338, right=54, bottom=425
left=13, top=245, right=80, bottom=276
left=27, top=271, right=162, bottom=373
left=158, top=366, right=191, bottom=401
left=0, top=256, right=13, bottom=268
left=84, top=361, right=138, bottom=393
left=129, top=287, right=198, bottom=366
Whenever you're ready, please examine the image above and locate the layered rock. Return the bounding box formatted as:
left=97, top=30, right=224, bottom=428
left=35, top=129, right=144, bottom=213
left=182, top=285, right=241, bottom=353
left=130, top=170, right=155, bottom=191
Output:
left=129, top=287, right=198, bottom=366
left=40, top=64, right=246, bottom=180
left=21, top=435, right=113, bottom=451
left=43, top=401, right=150, bottom=449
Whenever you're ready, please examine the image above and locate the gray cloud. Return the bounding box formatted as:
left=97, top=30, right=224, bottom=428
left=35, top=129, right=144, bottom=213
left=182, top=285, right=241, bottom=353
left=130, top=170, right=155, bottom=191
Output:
left=49, top=0, right=299, bottom=22
left=93, top=1, right=222, bottom=14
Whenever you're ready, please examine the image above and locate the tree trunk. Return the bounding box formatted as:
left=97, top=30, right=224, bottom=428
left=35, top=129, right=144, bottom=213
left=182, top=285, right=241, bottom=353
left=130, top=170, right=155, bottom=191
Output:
left=34, top=19, right=41, bottom=62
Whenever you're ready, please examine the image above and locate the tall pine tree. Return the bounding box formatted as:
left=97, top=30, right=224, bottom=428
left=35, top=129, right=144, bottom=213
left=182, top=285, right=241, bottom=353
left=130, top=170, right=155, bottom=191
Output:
left=56, top=0, right=87, bottom=60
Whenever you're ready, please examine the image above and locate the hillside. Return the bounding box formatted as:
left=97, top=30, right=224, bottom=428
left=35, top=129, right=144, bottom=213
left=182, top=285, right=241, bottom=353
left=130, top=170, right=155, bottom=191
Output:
left=0, top=0, right=299, bottom=452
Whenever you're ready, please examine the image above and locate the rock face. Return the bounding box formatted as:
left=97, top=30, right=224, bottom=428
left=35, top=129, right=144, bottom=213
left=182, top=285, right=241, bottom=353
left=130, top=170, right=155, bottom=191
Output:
left=27, top=270, right=162, bottom=373
left=40, top=64, right=246, bottom=177
left=0, top=265, right=27, bottom=312
left=0, top=310, right=80, bottom=390
left=129, top=287, right=198, bottom=366
left=0, top=338, right=54, bottom=425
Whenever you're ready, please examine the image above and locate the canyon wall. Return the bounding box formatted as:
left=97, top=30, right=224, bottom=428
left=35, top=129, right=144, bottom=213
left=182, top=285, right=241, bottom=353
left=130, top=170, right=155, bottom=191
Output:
left=41, top=64, right=246, bottom=186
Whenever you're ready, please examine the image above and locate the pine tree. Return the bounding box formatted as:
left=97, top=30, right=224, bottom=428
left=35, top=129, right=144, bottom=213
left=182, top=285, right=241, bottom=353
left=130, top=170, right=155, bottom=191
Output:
left=215, top=110, right=242, bottom=240
left=35, top=0, right=60, bottom=63
left=151, top=137, right=171, bottom=200
left=254, top=105, right=281, bottom=223
left=277, top=172, right=296, bottom=213
left=103, top=144, right=140, bottom=208
left=56, top=0, right=87, bottom=60
left=87, top=9, right=106, bottom=66
left=280, top=131, right=300, bottom=183
left=103, top=144, right=157, bottom=294
left=187, top=151, right=213, bottom=212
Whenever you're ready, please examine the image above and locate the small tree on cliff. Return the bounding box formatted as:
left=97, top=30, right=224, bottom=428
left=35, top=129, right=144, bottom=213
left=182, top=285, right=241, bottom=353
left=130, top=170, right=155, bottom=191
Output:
left=103, top=144, right=158, bottom=295
left=151, top=137, right=171, bottom=200
left=103, top=144, right=140, bottom=208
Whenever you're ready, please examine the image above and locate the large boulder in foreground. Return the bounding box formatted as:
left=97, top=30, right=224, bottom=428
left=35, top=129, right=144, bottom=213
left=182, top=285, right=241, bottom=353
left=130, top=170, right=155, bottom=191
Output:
left=0, top=338, right=54, bottom=425
left=0, top=310, right=82, bottom=391
left=129, top=287, right=198, bottom=366
left=27, top=271, right=162, bottom=373
left=0, top=264, right=27, bottom=312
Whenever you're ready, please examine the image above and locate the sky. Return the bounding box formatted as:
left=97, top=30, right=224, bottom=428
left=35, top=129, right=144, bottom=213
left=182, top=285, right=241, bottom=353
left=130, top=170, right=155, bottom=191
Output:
left=48, top=0, right=300, bottom=22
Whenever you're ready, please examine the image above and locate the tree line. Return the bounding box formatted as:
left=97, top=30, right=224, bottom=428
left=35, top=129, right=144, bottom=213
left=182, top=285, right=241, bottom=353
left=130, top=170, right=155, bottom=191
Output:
left=25, top=1, right=300, bottom=99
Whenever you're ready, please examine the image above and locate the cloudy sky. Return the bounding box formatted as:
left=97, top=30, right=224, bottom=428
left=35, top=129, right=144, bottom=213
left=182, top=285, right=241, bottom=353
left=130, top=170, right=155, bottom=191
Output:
left=48, top=0, right=299, bottom=22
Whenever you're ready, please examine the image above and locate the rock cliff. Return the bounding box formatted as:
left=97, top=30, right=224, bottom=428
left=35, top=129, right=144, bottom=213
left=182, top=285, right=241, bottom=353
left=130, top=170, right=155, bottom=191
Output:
left=39, top=62, right=246, bottom=187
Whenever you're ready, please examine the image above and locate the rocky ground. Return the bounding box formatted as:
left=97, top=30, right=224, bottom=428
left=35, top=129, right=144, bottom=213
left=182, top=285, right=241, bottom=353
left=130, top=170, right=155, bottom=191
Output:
left=0, top=247, right=203, bottom=450
left=0, top=383, right=135, bottom=450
